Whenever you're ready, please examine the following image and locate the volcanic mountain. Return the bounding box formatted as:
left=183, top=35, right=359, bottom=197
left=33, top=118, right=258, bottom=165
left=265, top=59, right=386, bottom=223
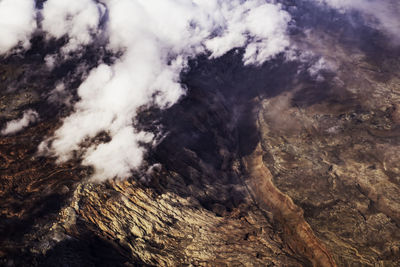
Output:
left=1, top=0, right=400, bottom=266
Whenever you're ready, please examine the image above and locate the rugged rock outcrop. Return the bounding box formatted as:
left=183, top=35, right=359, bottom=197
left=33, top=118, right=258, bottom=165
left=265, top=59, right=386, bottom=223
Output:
left=1, top=9, right=400, bottom=266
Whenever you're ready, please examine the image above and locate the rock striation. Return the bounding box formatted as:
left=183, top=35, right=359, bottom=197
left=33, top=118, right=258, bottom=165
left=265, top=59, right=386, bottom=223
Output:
left=1, top=17, right=400, bottom=266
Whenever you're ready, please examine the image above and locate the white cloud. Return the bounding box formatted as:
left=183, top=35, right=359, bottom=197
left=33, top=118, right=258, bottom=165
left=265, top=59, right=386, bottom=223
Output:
left=0, top=0, right=36, bottom=54
left=0, top=0, right=397, bottom=182
left=205, top=1, right=291, bottom=65
left=83, top=128, right=154, bottom=180
left=39, top=0, right=292, bottom=181
left=47, top=82, right=72, bottom=106
left=1, top=109, right=39, bottom=135
left=308, top=57, right=337, bottom=81
left=41, top=0, right=106, bottom=55
left=44, top=54, right=57, bottom=69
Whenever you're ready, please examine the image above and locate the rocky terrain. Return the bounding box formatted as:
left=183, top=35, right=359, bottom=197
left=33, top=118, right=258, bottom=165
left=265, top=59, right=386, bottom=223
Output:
left=1, top=2, right=400, bottom=267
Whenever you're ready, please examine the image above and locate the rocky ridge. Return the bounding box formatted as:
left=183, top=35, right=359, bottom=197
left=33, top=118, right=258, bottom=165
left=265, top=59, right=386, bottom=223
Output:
left=1, top=14, right=400, bottom=267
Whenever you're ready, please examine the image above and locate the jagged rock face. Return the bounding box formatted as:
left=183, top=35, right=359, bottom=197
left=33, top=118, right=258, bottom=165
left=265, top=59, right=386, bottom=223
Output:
left=1, top=14, right=400, bottom=267
left=0, top=52, right=310, bottom=266
left=257, top=55, right=400, bottom=265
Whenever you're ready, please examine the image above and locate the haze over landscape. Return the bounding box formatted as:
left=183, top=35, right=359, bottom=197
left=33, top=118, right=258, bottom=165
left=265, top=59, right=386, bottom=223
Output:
left=0, top=0, right=400, bottom=266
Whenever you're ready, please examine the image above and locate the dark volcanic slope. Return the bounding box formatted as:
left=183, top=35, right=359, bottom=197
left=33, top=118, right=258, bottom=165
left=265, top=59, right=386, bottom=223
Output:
left=1, top=4, right=400, bottom=267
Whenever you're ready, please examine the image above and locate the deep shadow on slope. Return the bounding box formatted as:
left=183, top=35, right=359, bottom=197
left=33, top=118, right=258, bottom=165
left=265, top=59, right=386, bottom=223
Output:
left=2, top=1, right=400, bottom=264
left=137, top=52, right=303, bottom=213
